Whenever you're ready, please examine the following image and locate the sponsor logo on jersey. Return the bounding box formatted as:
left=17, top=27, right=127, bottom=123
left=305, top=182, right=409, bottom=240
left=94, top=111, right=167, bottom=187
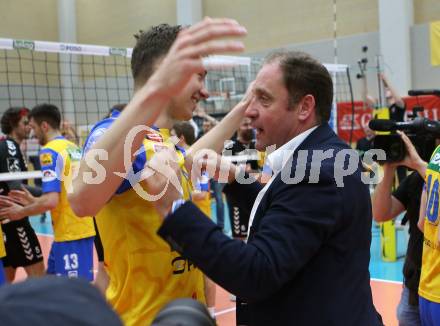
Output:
left=42, top=169, right=57, bottom=182
left=6, top=140, right=17, bottom=156
left=7, top=158, right=20, bottom=172
left=40, top=153, right=53, bottom=166
left=431, top=152, right=440, bottom=166
left=66, top=147, right=82, bottom=161
left=146, top=131, right=163, bottom=143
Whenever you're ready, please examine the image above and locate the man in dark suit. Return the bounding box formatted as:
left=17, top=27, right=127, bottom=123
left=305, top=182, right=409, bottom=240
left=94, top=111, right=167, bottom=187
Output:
left=156, top=51, right=383, bottom=325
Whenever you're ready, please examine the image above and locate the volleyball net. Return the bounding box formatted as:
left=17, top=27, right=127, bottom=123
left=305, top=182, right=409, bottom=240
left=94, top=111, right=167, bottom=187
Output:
left=0, top=37, right=354, bottom=177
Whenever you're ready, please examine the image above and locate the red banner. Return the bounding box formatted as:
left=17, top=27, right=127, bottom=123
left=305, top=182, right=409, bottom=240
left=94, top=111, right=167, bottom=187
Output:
left=337, top=95, right=440, bottom=143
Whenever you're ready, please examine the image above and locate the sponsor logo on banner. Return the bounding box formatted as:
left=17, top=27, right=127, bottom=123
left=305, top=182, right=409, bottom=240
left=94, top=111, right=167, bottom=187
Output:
left=42, top=169, right=57, bottom=182
left=60, top=44, right=82, bottom=52
left=7, top=158, right=20, bottom=172
left=109, top=47, right=127, bottom=57
left=40, top=153, right=53, bottom=166
left=13, top=40, right=35, bottom=50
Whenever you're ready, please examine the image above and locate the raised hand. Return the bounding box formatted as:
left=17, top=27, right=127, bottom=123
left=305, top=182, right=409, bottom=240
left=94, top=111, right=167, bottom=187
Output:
left=233, top=80, right=255, bottom=115
left=395, top=131, right=426, bottom=173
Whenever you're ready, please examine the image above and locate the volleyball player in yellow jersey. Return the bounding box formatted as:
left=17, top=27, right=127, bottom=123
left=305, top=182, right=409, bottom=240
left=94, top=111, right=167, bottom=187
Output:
left=418, top=145, right=440, bottom=325
left=0, top=104, right=95, bottom=281
left=69, top=19, right=249, bottom=325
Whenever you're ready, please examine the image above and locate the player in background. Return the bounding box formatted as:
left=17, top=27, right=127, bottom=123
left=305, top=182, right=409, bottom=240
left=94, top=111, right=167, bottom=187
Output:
left=223, top=117, right=264, bottom=239
left=0, top=104, right=95, bottom=281
left=0, top=107, right=44, bottom=282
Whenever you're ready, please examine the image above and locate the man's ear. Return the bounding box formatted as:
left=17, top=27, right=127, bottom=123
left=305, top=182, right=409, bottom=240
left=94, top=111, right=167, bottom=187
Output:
left=297, top=94, right=316, bottom=121
left=40, top=121, right=49, bottom=132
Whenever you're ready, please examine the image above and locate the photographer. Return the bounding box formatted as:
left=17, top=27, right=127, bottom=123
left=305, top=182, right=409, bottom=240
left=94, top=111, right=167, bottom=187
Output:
left=372, top=131, right=427, bottom=326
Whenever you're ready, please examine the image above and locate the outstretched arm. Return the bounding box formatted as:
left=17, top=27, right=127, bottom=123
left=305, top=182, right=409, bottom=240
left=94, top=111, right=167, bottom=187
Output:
left=381, top=73, right=405, bottom=107
left=69, top=18, right=247, bottom=217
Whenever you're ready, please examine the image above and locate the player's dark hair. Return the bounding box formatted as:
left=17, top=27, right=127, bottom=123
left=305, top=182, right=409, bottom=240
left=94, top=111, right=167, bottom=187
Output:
left=1, top=107, right=29, bottom=134
left=29, top=103, right=61, bottom=130
left=265, top=51, right=333, bottom=123
left=131, top=24, right=182, bottom=89
left=173, top=121, right=196, bottom=146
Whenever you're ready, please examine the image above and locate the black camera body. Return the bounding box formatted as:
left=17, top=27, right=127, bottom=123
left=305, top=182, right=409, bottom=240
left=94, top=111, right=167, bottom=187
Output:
left=369, top=116, right=440, bottom=163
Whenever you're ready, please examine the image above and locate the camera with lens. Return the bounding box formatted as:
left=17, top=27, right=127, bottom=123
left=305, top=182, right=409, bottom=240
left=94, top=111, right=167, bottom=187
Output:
left=368, top=89, right=440, bottom=163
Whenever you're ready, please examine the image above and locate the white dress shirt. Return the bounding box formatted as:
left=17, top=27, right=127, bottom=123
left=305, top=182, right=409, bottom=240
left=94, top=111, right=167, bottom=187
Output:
left=247, top=126, right=318, bottom=237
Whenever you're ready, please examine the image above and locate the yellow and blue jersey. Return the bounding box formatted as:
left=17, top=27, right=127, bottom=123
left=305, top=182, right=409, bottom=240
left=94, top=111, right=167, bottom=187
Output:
left=40, top=136, right=95, bottom=242
left=84, top=110, right=205, bottom=326
left=420, top=145, right=440, bottom=303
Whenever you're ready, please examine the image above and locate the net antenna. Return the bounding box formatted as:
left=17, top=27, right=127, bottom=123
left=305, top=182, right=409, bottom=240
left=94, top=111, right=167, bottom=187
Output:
left=323, top=63, right=353, bottom=135
left=0, top=35, right=354, bottom=169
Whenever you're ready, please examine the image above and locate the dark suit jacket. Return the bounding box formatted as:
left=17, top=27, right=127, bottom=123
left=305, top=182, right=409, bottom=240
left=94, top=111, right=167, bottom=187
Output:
left=158, top=123, right=382, bottom=326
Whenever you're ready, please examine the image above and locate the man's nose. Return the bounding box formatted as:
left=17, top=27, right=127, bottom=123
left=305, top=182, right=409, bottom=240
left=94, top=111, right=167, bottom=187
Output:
left=199, top=87, right=209, bottom=100
left=244, top=99, right=257, bottom=118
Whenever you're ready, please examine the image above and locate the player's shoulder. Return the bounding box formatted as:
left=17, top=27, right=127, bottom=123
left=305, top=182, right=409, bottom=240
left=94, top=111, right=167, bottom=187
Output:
left=83, top=118, right=114, bottom=153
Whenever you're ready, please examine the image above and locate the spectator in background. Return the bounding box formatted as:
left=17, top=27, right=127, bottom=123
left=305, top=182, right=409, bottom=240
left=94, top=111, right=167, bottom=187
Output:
left=192, top=105, right=206, bottom=136
left=61, top=120, right=79, bottom=145
left=194, top=106, right=218, bottom=139
left=382, top=73, right=407, bottom=183
left=381, top=73, right=406, bottom=123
